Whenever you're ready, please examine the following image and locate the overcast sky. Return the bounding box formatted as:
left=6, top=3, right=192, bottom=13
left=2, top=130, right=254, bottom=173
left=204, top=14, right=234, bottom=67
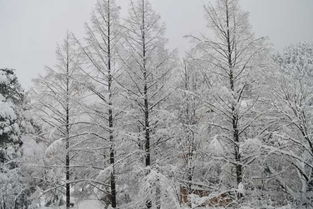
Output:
left=0, top=0, right=313, bottom=89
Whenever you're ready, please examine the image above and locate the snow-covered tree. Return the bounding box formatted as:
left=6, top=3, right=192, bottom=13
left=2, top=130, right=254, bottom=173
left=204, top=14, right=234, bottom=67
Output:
left=4, top=0, right=311, bottom=208
left=74, top=0, right=123, bottom=207
left=31, top=35, right=85, bottom=209
left=121, top=0, right=177, bottom=208
left=0, top=69, right=23, bottom=161
left=268, top=43, right=313, bottom=206
left=189, top=0, right=268, bottom=199
left=172, top=58, right=205, bottom=207
left=0, top=69, right=31, bottom=209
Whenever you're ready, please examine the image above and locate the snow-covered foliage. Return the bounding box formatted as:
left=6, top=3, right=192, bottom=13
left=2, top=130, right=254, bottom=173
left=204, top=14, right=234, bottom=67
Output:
left=0, top=69, right=22, bottom=150
left=2, top=1, right=313, bottom=209
left=30, top=35, right=89, bottom=208
left=0, top=69, right=37, bottom=209
left=265, top=43, right=313, bottom=206
left=184, top=0, right=271, bottom=205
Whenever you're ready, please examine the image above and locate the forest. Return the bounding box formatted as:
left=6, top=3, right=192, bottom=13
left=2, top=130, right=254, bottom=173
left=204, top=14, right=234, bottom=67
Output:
left=1, top=0, right=313, bottom=208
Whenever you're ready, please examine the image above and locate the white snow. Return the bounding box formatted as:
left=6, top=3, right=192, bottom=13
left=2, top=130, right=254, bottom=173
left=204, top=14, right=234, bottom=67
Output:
left=22, top=136, right=46, bottom=159
left=95, top=166, right=113, bottom=181
left=208, top=135, right=224, bottom=155
left=0, top=71, right=10, bottom=85
left=237, top=182, right=245, bottom=195
left=39, top=199, right=104, bottom=209
left=45, top=138, right=64, bottom=158
left=0, top=100, right=16, bottom=120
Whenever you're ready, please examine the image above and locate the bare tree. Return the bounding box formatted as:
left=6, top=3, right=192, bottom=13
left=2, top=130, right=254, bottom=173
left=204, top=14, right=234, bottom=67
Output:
left=122, top=0, right=176, bottom=208
left=32, top=35, right=83, bottom=209
left=175, top=58, right=203, bottom=207
left=189, top=0, right=267, bottom=197
left=73, top=0, right=123, bottom=207
left=268, top=43, right=313, bottom=206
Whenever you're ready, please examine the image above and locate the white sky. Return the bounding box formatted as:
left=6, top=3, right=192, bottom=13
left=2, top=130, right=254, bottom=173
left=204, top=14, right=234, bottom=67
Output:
left=0, top=0, right=313, bottom=89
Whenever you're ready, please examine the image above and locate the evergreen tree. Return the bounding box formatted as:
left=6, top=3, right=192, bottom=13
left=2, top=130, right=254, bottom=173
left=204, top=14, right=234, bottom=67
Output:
left=0, top=69, right=28, bottom=209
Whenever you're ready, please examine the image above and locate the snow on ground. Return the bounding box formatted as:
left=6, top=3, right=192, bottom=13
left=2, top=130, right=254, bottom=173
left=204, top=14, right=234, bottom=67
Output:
left=39, top=203, right=296, bottom=209
left=181, top=206, right=293, bottom=209
left=75, top=199, right=103, bottom=209
left=39, top=199, right=104, bottom=209
left=38, top=199, right=294, bottom=209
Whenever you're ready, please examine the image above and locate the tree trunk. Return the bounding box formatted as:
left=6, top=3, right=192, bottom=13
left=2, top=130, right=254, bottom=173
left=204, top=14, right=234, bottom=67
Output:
left=141, top=2, right=152, bottom=209
left=107, top=0, right=117, bottom=207
left=65, top=38, right=71, bottom=209
left=156, top=177, right=161, bottom=209
left=225, top=0, right=243, bottom=196
left=108, top=95, right=117, bottom=208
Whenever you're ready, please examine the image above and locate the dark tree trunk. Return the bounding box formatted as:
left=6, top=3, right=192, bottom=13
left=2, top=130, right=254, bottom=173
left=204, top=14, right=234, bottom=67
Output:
left=141, top=0, right=150, bottom=169
left=187, top=166, right=193, bottom=208
left=225, top=0, right=243, bottom=197
left=65, top=144, right=70, bottom=209
left=65, top=38, right=71, bottom=209
left=141, top=1, right=151, bottom=208
left=107, top=0, right=117, bottom=207
left=144, top=89, right=150, bottom=168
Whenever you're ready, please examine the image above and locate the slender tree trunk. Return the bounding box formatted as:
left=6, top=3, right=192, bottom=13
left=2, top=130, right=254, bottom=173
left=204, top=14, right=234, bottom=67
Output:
left=65, top=126, right=70, bottom=209
left=108, top=104, right=117, bottom=209
left=225, top=0, right=242, bottom=195
left=107, top=0, right=117, bottom=207
left=156, top=177, right=161, bottom=209
left=2, top=194, right=6, bottom=209
left=144, top=86, right=151, bottom=168
left=183, top=61, right=194, bottom=207
left=65, top=38, right=71, bottom=209
left=187, top=161, right=193, bottom=208
left=140, top=1, right=151, bottom=208
left=142, top=0, right=150, bottom=169
left=187, top=134, right=195, bottom=207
